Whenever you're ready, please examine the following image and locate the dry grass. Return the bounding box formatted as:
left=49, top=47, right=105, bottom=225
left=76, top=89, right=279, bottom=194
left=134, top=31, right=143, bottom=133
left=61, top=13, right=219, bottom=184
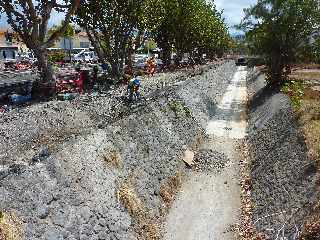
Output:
left=303, top=119, right=320, bottom=161
left=297, top=87, right=320, bottom=239
left=291, top=71, right=320, bottom=81
left=288, top=70, right=320, bottom=162
left=118, top=183, right=146, bottom=218
left=160, top=171, right=183, bottom=207
left=117, top=183, right=160, bottom=240
left=137, top=222, right=160, bottom=240
left=297, top=92, right=320, bottom=162
left=0, top=211, right=24, bottom=240
left=304, top=88, right=320, bottom=100
left=236, top=142, right=267, bottom=240
left=292, top=64, right=320, bottom=70
left=103, top=150, right=123, bottom=169
left=300, top=214, right=320, bottom=240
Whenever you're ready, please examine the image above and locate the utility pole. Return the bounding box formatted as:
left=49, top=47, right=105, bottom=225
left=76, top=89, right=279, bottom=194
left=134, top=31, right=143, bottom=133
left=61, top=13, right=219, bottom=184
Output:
left=69, top=38, right=72, bottom=63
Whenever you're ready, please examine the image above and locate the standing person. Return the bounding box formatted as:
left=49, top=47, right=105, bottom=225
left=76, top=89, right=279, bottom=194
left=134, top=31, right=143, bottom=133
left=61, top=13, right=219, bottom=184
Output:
left=91, top=64, right=99, bottom=90
left=123, top=65, right=133, bottom=84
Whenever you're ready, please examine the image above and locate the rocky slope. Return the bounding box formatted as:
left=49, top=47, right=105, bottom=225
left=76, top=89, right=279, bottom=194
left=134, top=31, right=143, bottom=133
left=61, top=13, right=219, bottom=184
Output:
left=246, top=69, right=318, bottom=239
left=0, top=61, right=236, bottom=239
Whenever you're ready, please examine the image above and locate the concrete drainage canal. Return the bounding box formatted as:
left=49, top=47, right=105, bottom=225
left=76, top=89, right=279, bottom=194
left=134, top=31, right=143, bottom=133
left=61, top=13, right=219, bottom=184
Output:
left=164, top=66, right=248, bottom=240
left=2, top=62, right=314, bottom=240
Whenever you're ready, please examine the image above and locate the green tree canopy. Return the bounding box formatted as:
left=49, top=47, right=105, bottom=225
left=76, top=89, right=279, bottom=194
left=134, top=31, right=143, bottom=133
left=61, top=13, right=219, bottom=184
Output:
left=48, top=22, right=75, bottom=38
left=143, top=0, right=231, bottom=62
left=75, top=0, right=231, bottom=78
left=240, top=0, right=320, bottom=85
left=75, top=0, right=144, bottom=80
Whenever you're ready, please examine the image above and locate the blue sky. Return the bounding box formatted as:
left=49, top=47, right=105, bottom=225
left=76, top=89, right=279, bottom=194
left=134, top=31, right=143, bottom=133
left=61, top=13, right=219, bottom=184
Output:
left=1, top=0, right=256, bottom=33
left=0, top=10, right=63, bottom=28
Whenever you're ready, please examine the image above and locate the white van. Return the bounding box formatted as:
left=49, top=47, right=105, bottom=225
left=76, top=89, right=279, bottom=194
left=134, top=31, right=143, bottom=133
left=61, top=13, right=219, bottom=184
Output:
left=73, top=49, right=98, bottom=62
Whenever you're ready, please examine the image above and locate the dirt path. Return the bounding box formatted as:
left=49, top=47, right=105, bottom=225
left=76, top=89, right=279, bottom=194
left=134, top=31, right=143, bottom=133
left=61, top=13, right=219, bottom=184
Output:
left=164, top=66, right=248, bottom=240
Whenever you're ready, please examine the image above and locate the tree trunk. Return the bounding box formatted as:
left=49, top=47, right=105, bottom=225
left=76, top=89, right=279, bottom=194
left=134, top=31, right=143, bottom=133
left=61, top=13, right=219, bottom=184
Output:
left=134, top=30, right=144, bottom=50
left=176, top=50, right=183, bottom=62
left=85, top=28, right=106, bottom=64
left=267, top=55, right=285, bottom=86
left=127, top=30, right=145, bottom=69
left=160, top=42, right=172, bottom=66
left=110, top=59, right=123, bottom=82
left=33, top=48, right=55, bottom=97
left=126, top=39, right=134, bottom=71
left=34, top=48, right=54, bottom=83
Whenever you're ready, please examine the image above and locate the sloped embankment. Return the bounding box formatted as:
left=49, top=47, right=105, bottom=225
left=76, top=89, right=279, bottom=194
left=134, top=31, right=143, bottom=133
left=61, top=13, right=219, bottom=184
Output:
left=0, top=61, right=236, bottom=239
left=246, top=69, right=318, bottom=238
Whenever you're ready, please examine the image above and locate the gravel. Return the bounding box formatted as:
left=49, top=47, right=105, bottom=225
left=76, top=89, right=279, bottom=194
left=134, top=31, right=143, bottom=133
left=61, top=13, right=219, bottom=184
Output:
left=193, top=149, right=230, bottom=173
left=0, top=60, right=237, bottom=239
left=246, top=70, right=318, bottom=239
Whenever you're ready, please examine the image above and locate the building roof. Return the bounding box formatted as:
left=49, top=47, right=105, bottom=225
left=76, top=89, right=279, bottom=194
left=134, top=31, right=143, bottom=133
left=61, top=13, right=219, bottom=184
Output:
left=0, top=45, right=19, bottom=49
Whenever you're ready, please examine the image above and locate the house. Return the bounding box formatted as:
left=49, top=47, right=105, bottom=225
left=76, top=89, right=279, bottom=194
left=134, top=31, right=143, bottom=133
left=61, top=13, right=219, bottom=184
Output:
left=0, top=29, right=24, bottom=61
left=52, top=31, right=91, bottom=50
left=0, top=28, right=92, bottom=61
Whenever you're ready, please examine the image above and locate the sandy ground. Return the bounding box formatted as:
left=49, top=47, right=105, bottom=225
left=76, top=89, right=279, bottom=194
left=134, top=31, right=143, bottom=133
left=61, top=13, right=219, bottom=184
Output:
left=164, top=66, right=248, bottom=240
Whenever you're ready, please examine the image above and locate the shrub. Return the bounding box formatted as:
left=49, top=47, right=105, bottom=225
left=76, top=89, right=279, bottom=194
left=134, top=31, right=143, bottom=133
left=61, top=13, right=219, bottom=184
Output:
left=48, top=51, right=66, bottom=63
left=281, top=80, right=305, bottom=108
left=169, top=100, right=192, bottom=118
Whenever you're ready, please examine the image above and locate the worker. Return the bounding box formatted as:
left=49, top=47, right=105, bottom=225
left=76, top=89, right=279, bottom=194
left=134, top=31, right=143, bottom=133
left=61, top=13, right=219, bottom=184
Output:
left=123, top=65, right=134, bottom=84
left=146, top=56, right=156, bottom=76
left=91, top=64, right=99, bottom=90
left=127, top=75, right=142, bottom=101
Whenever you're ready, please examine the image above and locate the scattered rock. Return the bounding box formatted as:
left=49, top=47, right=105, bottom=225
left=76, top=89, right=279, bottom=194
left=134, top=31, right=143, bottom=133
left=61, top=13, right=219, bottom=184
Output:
left=9, top=164, right=26, bottom=175
left=193, top=149, right=229, bottom=172
left=32, top=147, right=50, bottom=163
left=43, top=228, right=63, bottom=240
left=182, top=149, right=195, bottom=167
left=37, top=206, right=49, bottom=219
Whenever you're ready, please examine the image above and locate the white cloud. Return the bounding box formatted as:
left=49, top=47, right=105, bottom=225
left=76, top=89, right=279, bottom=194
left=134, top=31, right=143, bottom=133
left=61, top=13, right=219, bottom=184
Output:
left=48, top=10, right=65, bottom=27
left=214, top=0, right=257, bottom=34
